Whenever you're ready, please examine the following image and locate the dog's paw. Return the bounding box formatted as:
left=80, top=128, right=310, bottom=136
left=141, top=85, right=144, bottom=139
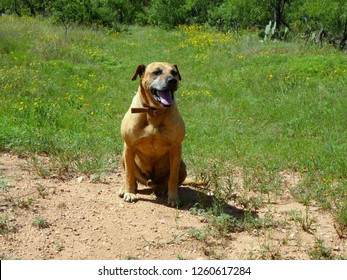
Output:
left=167, top=195, right=181, bottom=208
left=118, top=188, right=137, bottom=203
left=123, top=192, right=138, bottom=203
left=117, top=187, right=125, bottom=197
left=153, top=186, right=166, bottom=197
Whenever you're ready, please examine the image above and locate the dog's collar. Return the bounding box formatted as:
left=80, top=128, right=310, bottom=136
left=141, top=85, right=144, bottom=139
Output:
left=131, top=97, right=167, bottom=116
left=131, top=106, right=167, bottom=116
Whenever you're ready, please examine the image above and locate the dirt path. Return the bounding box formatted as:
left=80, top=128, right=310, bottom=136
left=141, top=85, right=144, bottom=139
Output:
left=0, top=153, right=346, bottom=259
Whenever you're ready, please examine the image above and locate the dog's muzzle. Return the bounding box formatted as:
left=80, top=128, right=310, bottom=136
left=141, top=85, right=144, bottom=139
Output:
left=151, top=89, right=174, bottom=107
left=150, top=76, right=178, bottom=108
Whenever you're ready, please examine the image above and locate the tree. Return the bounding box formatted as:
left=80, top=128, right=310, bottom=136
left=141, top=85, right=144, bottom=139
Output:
left=0, top=0, right=53, bottom=16
left=272, top=0, right=292, bottom=32
left=288, top=0, right=347, bottom=49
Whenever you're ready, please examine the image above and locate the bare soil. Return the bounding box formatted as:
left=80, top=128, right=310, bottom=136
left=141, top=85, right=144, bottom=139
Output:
left=0, top=153, right=346, bottom=260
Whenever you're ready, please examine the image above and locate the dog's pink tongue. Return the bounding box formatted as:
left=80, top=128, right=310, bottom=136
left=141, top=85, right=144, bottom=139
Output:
left=159, top=90, right=173, bottom=106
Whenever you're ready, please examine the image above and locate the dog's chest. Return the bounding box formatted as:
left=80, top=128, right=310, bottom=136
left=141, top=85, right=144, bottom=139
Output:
left=141, top=122, right=171, bottom=144
left=136, top=120, right=181, bottom=154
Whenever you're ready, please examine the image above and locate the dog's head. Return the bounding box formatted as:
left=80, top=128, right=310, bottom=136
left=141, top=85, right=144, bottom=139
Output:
left=132, top=62, right=181, bottom=108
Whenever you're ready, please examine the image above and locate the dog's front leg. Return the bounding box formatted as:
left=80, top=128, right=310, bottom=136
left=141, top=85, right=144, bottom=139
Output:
left=167, top=145, right=182, bottom=207
left=119, top=144, right=137, bottom=202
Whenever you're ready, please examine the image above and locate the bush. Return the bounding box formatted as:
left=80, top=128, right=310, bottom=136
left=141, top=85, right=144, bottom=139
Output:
left=207, top=0, right=270, bottom=31
left=1, top=0, right=347, bottom=49
left=50, top=0, right=144, bottom=28
left=287, top=0, right=347, bottom=48
left=147, top=0, right=187, bottom=28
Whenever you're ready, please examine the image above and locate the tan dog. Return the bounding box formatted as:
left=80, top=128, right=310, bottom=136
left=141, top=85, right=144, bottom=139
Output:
left=119, top=62, right=187, bottom=207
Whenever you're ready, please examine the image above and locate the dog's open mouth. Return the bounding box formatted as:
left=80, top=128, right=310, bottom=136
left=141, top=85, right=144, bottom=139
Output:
left=152, top=89, right=174, bottom=107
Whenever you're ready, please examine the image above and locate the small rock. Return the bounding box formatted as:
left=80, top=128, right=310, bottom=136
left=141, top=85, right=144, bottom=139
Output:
left=76, top=176, right=84, bottom=183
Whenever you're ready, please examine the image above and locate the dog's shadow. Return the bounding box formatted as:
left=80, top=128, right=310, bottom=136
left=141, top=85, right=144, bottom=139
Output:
left=137, top=185, right=258, bottom=221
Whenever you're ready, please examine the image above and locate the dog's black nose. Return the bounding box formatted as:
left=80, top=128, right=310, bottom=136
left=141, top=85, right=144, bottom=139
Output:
left=166, top=76, right=178, bottom=86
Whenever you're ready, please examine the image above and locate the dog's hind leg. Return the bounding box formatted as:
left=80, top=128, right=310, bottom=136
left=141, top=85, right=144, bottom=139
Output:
left=134, top=162, right=150, bottom=186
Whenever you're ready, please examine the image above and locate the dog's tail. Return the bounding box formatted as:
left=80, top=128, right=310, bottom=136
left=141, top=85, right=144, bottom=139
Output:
left=181, top=177, right=207, bottom=187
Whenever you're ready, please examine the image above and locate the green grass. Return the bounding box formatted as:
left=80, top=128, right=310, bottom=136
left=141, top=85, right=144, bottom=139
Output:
left=1, top=16, right=347, bottom=228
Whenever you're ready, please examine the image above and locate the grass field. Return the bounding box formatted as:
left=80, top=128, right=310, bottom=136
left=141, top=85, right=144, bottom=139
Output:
left=1, top=16, right=347, bottom=235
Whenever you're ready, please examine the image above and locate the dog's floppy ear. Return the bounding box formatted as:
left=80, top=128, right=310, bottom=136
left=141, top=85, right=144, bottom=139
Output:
left=132, top=64, right=146, bottom=81
left=174, top=64, right=182, bottom=81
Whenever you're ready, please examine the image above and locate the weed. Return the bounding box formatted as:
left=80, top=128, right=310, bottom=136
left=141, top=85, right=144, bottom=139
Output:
left=57, top=202, right=67, bottom=209
left=288, top=207, right=317, bottom=234
left=300, top=209, right=317, bottom=234
left=15, top=198, right=34, bottom=209
left=55, top=240, right=65, bottom=252
left=243, top=167, right=282, bottom=205
left=29, top=156, right=52, bottom=178
left=242, top=211, right=263, bottom=232
left=0, top=178, right=9, bottom=191
left=202, top=246, right=216, bottom=258
left=89, top=172, right=107, bottom=183
left=210, top=213, right=243, bottom=235
left=308, top=239, right=335, bottom=260
left=35, top=183, right=48, bottom=199
left=123, top=255, right=138, bottom=260
left=290, top=184, right=312, bottom=207
left=334, top=201, right=347, bottom=238
left=174, top=208, right=182, bottom=225
left=188, top=206, right=265, bottom=250
left=0, top=215, right=16, bottom=235
left=32, top=216, right=50, bottom=229
left=196, top=162, right=226, bottom=215
left=188, top=227, right=208, bottom=241
left=258, top=238, right=282, bottom=260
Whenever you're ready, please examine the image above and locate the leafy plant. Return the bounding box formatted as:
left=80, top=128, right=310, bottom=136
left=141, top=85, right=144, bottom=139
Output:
left=32, top=216, right=50, bottom=229
left=0, top=180, right=9, bottom=191
left=15, top=198, right=34, bottom=209
left=288, top=207, right=317, bottom=234
left=335, top=201, right=347, bottom=238
left=55, top=240, right=65, bottom=252
left=0, top=215, right=16, bottom=235
left=188, top=227, right=208, bottom=241
left=308, top=239, right=335, bottom=260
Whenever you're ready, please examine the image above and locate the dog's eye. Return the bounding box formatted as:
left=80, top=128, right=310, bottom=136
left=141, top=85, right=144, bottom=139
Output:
left=171, top=70, right=178, bottom=76
left=152, top=70, right=162, bottom=76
